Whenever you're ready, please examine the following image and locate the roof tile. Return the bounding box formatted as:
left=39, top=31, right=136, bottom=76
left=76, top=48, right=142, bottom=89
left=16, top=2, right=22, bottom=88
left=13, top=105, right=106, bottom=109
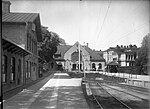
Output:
left=2, top=12, right=39, bottom=23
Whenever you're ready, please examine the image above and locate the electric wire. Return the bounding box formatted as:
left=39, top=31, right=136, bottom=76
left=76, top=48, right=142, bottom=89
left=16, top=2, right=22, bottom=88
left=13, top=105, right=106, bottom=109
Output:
left=104, top=0, right=146, bottom=39
left=94, top=4, right=102, bottom=39
left=107, top=22, right=149, bottom=47
left=96, top=0, right=111, bottom=41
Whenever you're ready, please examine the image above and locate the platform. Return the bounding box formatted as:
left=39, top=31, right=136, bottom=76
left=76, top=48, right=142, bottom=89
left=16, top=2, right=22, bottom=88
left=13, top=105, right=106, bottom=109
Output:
left=3, top=73, right=89, bottom=109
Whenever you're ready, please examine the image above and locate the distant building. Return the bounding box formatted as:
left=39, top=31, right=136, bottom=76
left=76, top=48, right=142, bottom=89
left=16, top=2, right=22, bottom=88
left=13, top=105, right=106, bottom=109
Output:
left=103, top=45, right=139, bottom=72
left=2, top=1, right=42, bottom=98
left=53, top=42, right=105, bottom=71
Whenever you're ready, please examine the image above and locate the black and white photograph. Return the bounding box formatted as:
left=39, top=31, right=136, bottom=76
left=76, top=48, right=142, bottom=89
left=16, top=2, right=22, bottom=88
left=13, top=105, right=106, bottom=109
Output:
left=1, top=0, right=150, bottom=109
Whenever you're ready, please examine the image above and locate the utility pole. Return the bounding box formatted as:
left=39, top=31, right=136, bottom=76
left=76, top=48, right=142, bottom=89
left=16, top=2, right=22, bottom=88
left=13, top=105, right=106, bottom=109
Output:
left=0, top=15, right=2, bottom=106
left=83, top=55, right=86, bottom=78
left=78, top=0, right=82, bottom=73
left=78, top=43, right=80, bottom=73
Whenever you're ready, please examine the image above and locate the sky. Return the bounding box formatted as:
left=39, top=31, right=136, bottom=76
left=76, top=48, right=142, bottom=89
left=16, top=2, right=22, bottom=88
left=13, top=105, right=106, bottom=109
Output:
left=8, top=0, right=149, bottom=51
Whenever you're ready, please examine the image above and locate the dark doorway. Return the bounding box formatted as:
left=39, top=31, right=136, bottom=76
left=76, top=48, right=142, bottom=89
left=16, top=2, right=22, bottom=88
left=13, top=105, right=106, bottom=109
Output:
left=72, top=64, right=76, bottom=70
left=78, top=64, right=82, bottom=71
left=58, top=65, right=63, bottom=71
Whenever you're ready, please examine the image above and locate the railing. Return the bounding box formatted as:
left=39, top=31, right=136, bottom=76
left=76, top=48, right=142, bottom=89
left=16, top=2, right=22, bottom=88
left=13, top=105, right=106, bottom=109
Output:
left=99, top=71, right=150, bottom=88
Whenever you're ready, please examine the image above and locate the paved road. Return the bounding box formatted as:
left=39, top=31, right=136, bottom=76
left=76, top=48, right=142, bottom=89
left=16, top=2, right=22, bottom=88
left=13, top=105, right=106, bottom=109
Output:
left=3, top=73, right=89, bottom=109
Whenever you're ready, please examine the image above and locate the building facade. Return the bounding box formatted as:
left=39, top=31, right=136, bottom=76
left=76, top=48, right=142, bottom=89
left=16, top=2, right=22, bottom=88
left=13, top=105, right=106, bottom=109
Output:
left=53, top=42, right=105, bottom=71
left=2, top=1, right=42, bottom=97
left=103, top=45, right=139, bottom=72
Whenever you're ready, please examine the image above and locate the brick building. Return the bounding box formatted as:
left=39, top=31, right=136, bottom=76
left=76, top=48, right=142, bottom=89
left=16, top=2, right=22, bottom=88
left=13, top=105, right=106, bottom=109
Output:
left=2, top=1, right=42, bottom=98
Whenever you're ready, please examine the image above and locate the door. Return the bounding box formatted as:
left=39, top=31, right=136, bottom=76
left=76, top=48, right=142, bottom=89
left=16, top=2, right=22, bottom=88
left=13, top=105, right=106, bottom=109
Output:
left=72, top=64, right=76, bottom=70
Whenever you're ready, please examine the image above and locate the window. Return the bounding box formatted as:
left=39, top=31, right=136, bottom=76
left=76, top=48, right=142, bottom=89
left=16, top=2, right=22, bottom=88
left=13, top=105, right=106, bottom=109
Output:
left=51, top=63, right=54, bottom=69
left=10, top=57, right=15, bottom=82
left=27, top=33, right=29, bottom=50
left=29, top=62, right=31, bottom=78
left=98, top=63, right=102, bottom=69
left=2, top=55, right=7, bottom=83
left=29, top=36, right=31, bottom=51
left=92, top=63, right=96, bottom=71
left=32, top=23, right=36, bottom=31
left=34, top=63, right=37, bottom=72
left=32, top=39, right=34, bottom=53
left=26, top=61, right=28, bottom=78
left=35, top=42, right=37, bottom=55
left=17, top=59, right=21, bottom=85
left=33, top=41, right=34, bottom=54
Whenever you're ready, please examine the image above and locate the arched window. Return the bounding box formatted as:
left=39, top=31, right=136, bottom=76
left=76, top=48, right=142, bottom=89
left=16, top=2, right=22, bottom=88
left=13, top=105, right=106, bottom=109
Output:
left=10, top=57, right=15, bottom=82
left=98, top=63, right=102, bottom=69
left=71, top=51, right=82, bottom=62
left=92, top=63, right=96, bottom=71
left=51, top=62, right=54, bottom=69
left=2, top=55, right=7, bottom=83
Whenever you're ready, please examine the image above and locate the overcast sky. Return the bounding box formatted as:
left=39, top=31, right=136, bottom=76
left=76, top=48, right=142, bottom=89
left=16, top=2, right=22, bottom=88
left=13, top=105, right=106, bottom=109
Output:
left=9, top=0, right=149, bottom=50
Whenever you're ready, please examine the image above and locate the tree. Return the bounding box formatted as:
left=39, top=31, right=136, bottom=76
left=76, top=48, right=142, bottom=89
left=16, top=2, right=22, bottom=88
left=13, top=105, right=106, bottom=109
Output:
left=39, top=26, right=61, bottom=62
left=135, top=33, right=150, bottom=75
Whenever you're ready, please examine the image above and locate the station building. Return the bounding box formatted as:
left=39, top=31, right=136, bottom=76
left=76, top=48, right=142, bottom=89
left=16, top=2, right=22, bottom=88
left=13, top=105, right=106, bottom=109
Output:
left=2, top=1, right=42, bottom=98
left=53, top=42, right=105, bottom=71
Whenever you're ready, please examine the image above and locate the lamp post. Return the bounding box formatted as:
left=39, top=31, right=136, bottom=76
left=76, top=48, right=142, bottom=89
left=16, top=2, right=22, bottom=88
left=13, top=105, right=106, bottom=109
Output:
left=83, top=54, right=88, bottom=78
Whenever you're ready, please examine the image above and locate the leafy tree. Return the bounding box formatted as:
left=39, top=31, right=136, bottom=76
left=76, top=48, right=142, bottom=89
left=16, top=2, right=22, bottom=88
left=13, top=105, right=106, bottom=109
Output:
left=39, top=26, right=62, bottom=62
left=135, top=33, right=150, bottom=75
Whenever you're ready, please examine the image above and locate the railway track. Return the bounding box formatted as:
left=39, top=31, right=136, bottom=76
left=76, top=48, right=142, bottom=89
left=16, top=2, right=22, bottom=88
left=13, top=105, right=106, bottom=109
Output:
left=84, top=74, right=149, bottom=109
left=87, top=78, right=149, bottom=109
left=89, top=81, right=132, bottom=109
left=97, top=79, right=149, bottom=95
left=97, top=82, right=149, bottom=101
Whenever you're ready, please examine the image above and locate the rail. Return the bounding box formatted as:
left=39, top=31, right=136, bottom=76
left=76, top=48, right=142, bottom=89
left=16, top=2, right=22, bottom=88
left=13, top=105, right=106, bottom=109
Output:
left=98, top=82, right=149, bottom=101
left=88, top=80, right=131, bottom=109
left=96, top=82, right=132, bottom=109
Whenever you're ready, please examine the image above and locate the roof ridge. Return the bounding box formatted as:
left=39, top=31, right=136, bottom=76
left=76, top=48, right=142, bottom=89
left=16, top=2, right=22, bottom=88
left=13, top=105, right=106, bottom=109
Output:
left=8, top=12, right=39, bottom=14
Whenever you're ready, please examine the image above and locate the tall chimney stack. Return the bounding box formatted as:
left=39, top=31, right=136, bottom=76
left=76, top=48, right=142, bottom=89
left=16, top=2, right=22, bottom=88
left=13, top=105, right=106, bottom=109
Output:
left=87, top=43, right=89, bottom=47
left=2, top=1, right=11, bottom=13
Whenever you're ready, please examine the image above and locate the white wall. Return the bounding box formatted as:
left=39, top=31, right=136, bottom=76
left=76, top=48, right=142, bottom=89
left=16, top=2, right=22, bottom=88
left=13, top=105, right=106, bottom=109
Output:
left=91, top=62, right=105, bottom=71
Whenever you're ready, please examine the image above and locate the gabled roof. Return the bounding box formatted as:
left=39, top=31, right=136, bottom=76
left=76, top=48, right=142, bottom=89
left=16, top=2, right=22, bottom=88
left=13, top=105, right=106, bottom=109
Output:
left=2, top=12, right=39, bottom=23
left=84, top=46, right=105, bottom=61
left=2, top=12, right=42, bottom=42
left=55, top=45, right=72, bottom=60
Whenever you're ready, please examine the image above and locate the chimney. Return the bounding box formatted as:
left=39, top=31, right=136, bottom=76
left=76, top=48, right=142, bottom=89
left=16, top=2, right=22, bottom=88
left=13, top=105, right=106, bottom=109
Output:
left=87, top=43, right=89, bottom=47
left=2, top=1, right=11, bottom=13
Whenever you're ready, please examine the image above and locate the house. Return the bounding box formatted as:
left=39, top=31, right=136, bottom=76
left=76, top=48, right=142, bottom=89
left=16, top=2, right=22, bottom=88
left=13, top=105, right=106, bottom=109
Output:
left=2, top=1, right=42, bottom=98
left=103, top=45, right=139, bottom=72
left=53, top=42, right=105, bottom=71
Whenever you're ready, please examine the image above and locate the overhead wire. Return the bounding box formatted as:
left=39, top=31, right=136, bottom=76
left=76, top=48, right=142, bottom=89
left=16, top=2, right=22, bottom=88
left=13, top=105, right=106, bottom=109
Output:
left=107, top=22, right=149, bottom=47
left=103, top=0, right=146, bottom=45
left=105, top=0, right=148, bottom=47
left=96, top=0, right=111, bottom=41
left=94, top=4, right=102, bottom=39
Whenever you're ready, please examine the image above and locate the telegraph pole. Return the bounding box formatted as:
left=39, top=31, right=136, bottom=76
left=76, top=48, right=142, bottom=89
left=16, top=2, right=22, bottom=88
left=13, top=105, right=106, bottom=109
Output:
left=79, top=43, right=80, bottom=73
left=78, top=0, right=82, bottom=73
